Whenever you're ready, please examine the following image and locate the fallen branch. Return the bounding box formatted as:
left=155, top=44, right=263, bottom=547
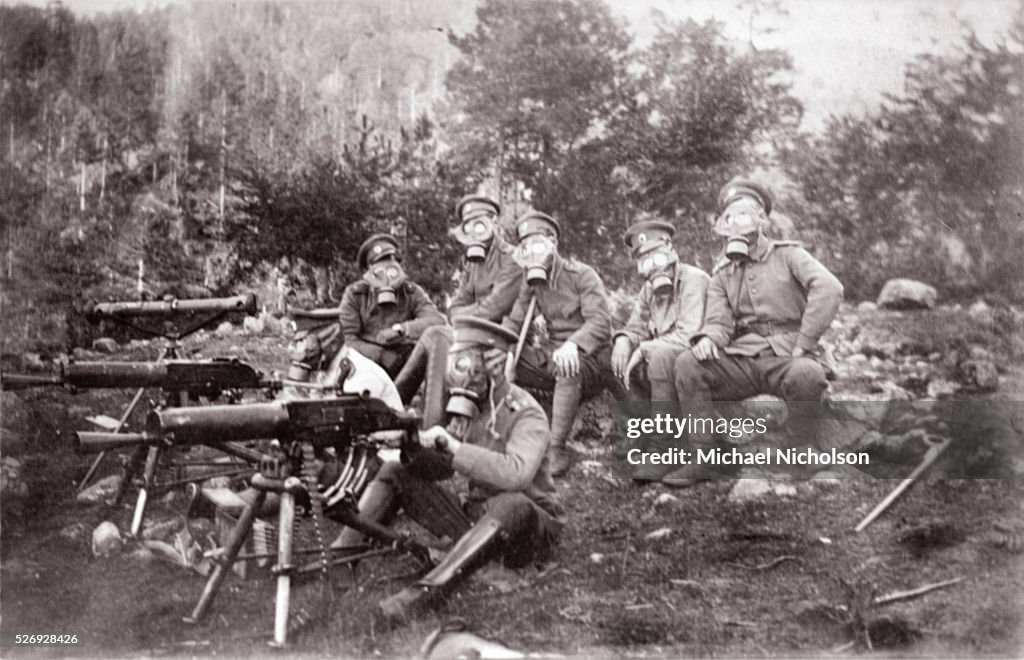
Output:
left=873, top=577, right=965, bottom=605
left=855, top=436, right=952, bottom=532
left=727, top=554, right=800, bottom=571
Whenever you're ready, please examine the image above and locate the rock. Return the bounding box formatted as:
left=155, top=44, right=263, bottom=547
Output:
left=76, top=474, right=123, bottom=504
left=91, top=337, right=119, bottom=353
left=968, top=345, right=993, bottom=361
left=590, top=553, right=605, bottom=564
left=877, top=279, right=937, bottom=310
left=968, top=300, right=994, bottom=324
left=958, top=359, right=999, bottom=392
left=645, top=527, right=673, bottom=541
left=59, top=522, right=91, bottom=544
left=21, top=352, right=46, bottom=371
left=873, top=380, right=913, bottom=401
left=847, top=354, right=868, bottom=367
left=1, top=457, right=29, bottom=497
left=728, top=479, right=797, bottom=502
left=215, top=321, right=234, bottom=336
left=653, top=493, right=680, bottom=508
left=810, top=471, right=844, bottom=488
left=91, top=521, right=124, bottom=557
left=927, top=379, right=960, bottom=399
left=856, top=301, right=878, bottom=313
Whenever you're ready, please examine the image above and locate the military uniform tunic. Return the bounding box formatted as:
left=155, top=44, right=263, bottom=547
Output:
left=448, top=237, right=523, bottom=323
left=675, top=238, right=844, bottom=406
left=614, top=263, right=710, bottom=399
left=338, top=280, right=445, bottom=370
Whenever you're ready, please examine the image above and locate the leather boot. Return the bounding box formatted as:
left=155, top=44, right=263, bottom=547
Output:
left=547, top=378, right=582, bottom=477
left=393, top=341, right=429, bottom=404
left=378, top=516, right=502, bottom=624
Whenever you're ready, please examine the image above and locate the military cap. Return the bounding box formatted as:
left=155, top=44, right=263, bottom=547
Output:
left=514, top=211, right=560, bottom=242
left=455, top=194, right=501, bottom=223
left=718, top=178, right=773, bottom=215
left=451, top=315, right=519, bottom=352
left=623, top=219, right=676, bottom=258
left=356, top=234, right=400, bottom=271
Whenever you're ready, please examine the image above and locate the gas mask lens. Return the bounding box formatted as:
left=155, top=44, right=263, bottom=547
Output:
left=363, top=258, right=407, bottom=304
left=513, top=235, right=555, bottom=269
left=452, top=217, right=495, bottom=262
left=637, top=249, right=675, bottom=276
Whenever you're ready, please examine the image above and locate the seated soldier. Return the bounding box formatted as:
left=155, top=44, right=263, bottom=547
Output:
left=670, top=178, right=844, bottom=485
left=393, top=194, right=523, bottom=426
left=613, top=217, right=710, bottom=401
left=501, top=211, right=614, bottom=477
left=338, top=234, right=445, bottom=378
left=334, top=316, right=564, bottom=624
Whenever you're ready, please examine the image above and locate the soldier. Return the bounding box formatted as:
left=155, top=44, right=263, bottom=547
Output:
left=612, top=218, right=710, bottom=401
left=501, top=211, right=614, bottom=477
left=393, top=195, right=523, bottom=426
left=338, top=234, right=446, bottom=378
left=670, top=178, right=844, bottom=484
left=335, top=316, right=563, bottom=623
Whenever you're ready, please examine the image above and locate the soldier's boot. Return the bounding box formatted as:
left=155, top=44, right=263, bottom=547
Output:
left=547, top=378, right=582, bottom=477
left=393, top=342, right=428, bottom=404
left=378, top=516, right=502, bottom=624
left=661, top=429, right=720, bottom=488
left=630, top=433, right=680, bottom=483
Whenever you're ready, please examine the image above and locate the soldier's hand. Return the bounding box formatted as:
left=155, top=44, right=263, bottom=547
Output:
left=375, top=327, right=403, bottom=345
left=622, top=348, right=643, bottom=390
left=419, top=425, right=461, bottom=454
left=611, top=336, right=632, bottom=380
left=552, top=341, right=580, bottom=379
left=692, top=337, right=720, bottom=362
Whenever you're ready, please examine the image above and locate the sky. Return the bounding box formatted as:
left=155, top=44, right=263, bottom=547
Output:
left=6, top=0, right=1020, bottom=131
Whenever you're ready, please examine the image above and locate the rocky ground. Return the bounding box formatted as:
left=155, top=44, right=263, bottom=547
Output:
left=1, top=299, right=1023, bottom=658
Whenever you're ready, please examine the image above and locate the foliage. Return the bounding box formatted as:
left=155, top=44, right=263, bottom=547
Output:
left=783, top=6, right=1024, bottom=300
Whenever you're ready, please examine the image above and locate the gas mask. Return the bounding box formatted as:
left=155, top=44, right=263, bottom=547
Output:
left=451, top=214, right=496, bottom=263
left=513, top=234, right=556, bottom=285
left=444, top=345, right=491, bottom=427
left=362, top=257, right=407, bottom=305
left=287, top=333, right=322, bottom=382
left=714, top=198, right=766, bottom=262
left=636, top=246, right=678, bottom=296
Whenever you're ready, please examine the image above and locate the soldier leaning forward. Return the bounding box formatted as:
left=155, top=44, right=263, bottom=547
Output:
left=338, top=234, right=446, bottom=378
left=671, top=178, right=844, bottom=484
left=501, top=211, right=615, bottom=477
left=333, top=316, right=564, bottom=624
left=393, top=195, right=523, bottom=426
left=612, top=218, right=710, bottom=402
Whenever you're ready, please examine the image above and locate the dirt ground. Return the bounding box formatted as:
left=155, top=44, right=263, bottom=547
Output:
left=2, top=308, right=1023, bottom=658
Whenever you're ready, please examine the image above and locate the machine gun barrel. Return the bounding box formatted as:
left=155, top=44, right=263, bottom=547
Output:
left=85, top=293, right=258, bottom=322
left=148, top=395, right=418, bottom=448
left=1, top=359, right=270, bottom=393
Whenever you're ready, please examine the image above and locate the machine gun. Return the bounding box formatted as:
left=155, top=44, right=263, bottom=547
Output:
left=78, top=394, right=429, bottom=647
left=1, top=358, right=271, bottom=398
left=70, top=293, right=262, bottom=535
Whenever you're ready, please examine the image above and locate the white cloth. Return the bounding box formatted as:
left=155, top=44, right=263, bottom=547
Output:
left=322, top=346, right=403, bottom=411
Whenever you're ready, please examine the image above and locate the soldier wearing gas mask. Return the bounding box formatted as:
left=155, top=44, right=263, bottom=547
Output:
left=338, top=234, right=446, bottom=378
left=501, top=211, right=614, bottom=477
left=334, top=316, right=563, bottom=624
left=670, top=178, right=844, bottom=483
left=392, top=195, right=523, bottom=427
left=612, top=218, right=710, bottom=401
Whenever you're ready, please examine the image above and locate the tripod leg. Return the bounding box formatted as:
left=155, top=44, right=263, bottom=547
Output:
left=270, top=491, right=296, bottom=648
left=184, top=490, right=266, bottom=624
left=129, top=445, right=161, bottom=537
